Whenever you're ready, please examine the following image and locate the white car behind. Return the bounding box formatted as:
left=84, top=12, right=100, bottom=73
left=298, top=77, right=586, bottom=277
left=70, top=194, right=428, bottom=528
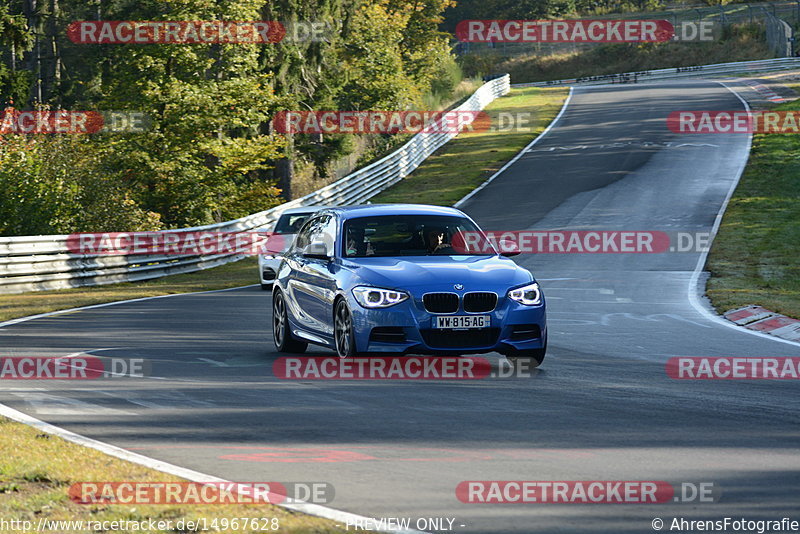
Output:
left=259, top=207, right=326, bottom=289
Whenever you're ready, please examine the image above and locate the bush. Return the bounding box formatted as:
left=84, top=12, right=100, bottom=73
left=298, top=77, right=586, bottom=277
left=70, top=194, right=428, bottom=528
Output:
left=0, top=133, right=162, bottom=236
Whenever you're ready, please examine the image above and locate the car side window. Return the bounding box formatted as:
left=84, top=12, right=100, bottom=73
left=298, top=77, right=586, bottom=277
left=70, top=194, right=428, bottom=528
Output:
left=319, top=216, right=337, bottom=257
left=293, top=217, right=318, bottom=253
left=293, top=215, right=335, bottom=256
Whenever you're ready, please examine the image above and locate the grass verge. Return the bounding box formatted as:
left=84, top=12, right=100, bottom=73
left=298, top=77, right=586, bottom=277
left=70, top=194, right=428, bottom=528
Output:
left=0, top=257, right=259, bottom=324
left=371, top=86, right=569, bottom=206
left=706, top=89, right=800, bottom=319
left=0, top=416, right=348, bottom=533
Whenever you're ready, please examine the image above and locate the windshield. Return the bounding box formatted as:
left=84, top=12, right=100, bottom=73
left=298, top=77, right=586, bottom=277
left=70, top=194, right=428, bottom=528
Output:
left=342, top=215, right=495, bottom=258
left=273, top=213, right=313, bottom=235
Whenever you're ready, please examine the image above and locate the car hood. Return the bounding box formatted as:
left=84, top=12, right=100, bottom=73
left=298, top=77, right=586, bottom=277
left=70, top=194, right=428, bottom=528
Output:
left=342, top=255, right=532, bottom=292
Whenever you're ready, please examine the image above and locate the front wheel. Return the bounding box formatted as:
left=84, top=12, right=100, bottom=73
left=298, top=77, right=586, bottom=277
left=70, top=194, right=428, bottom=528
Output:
left=505, top=334, right=546, bottom=368
left=334, top=299, right=358, bottom=358
left=273, top=291, right=307, bottom=353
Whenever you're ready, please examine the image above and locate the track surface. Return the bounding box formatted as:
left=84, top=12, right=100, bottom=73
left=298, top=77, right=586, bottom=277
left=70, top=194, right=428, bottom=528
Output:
left=3, top=80, right=800, bottom=533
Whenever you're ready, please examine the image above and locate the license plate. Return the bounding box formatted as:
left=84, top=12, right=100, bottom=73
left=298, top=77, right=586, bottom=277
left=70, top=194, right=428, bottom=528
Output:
left=434, top=315, right=490, bottom=329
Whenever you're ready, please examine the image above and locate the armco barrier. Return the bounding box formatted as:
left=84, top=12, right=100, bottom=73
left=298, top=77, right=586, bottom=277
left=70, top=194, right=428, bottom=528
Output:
left=0, top=75, right=510, bottom=294
left=512, top=57, right=800, bottom=88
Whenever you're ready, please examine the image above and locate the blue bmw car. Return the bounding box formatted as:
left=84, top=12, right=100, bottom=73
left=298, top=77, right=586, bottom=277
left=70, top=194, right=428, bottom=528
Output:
left=271, top=204, right=547, bottom=366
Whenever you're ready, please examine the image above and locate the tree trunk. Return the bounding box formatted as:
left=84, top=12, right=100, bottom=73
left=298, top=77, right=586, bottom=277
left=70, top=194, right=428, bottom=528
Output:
left=48, top=0, right=61, bottom=106
left=276, top=157, right=295, bottom=201
left=25, top=0, right=42, bottom=105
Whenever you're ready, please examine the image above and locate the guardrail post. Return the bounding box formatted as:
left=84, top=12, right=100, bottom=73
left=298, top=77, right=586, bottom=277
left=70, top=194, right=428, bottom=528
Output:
left=399, top=146, right=409, bottom=180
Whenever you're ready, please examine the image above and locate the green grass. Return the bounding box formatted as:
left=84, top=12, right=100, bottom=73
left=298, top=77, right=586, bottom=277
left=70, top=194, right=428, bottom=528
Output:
left=372, top=86, right=569, bottom=206
left=0, top=416, right=349, bottom=534
left=706, top=90, right=800, bottom=319
left=0, top=257, right=259, bottom=324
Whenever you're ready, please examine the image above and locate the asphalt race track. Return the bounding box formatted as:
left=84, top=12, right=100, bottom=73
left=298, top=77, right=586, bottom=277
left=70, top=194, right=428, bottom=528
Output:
left=2, top=80, right=800, bottom=533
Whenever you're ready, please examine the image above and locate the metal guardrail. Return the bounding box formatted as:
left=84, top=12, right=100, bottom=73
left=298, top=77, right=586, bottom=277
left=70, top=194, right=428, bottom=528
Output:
left=511, top=57, right=800, bottom=87
left=0, top=75, right=511, bottom=294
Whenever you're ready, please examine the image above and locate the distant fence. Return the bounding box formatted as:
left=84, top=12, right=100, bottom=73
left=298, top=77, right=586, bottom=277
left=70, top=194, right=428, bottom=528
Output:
left=764, top=10, right=794, bottom=56
left=0, top=75, right=510, bottom=295
left=511, top=57, right=800, bottom=87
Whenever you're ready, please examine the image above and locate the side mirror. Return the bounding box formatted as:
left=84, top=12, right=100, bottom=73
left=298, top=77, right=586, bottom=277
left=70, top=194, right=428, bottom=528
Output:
left=499, top=239, right=521, bottom=257
left=257, top=232, right=290, bottom=255
left=302, top=241, right=332, bottom=260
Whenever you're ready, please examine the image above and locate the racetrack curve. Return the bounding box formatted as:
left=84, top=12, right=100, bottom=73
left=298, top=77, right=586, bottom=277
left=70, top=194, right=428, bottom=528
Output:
left=2, top=79, right=800, bottom=534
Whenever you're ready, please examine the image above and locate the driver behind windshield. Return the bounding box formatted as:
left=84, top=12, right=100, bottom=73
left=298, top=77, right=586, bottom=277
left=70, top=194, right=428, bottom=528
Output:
left=424, top=225, right=455, bottom=255
left=346, top=226, right=374, bottom=256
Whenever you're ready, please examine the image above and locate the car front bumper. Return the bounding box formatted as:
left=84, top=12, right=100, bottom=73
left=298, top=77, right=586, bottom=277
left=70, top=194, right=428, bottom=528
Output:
left=259, top=256, right=281, bottom=285
left=346, top=291, right=546, bottom=355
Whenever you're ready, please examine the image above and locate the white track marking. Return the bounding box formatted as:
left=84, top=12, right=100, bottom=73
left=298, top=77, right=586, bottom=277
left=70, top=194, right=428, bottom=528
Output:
left=6, top=391, right=135, bottom=416
left=0, top=284, right=259, bottom=329
left=0, top=404, right=423, bottom=533
left=0, top=284, right=426, bottom=533
left=684, top=82, right=800, bottom=348
left=454, top=87, right=575, bottom=208
left=197, top=357, right=230, bottom=367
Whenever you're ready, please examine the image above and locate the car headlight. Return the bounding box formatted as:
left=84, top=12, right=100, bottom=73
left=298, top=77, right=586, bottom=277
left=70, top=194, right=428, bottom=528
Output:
left=352, top=286, right=409, bottom=308
left=261, top=254, right=276, bottom=260
left=508, top=282, right=542, bottom=306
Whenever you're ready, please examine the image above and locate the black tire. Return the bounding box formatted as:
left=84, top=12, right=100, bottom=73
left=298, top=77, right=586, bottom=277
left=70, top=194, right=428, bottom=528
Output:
left=272, top=291, right=307, bottom=353
left=334, top=299, right=358, bottom=358
left=505, top=334, right=546, bottom=368
left=261, top=282, right=272, bottom=291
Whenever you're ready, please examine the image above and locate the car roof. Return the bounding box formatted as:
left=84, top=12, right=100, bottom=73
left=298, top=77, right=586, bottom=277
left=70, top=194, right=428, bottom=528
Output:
left=277, top=206, right=334, bottom=215
left=315, top=204, right=467, bottom=220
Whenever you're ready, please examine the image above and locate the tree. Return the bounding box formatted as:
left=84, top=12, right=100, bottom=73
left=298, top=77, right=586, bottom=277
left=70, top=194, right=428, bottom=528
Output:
left=337, top=0, right=421, bottom=110
left=0, top=4, right=34, bottom=72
